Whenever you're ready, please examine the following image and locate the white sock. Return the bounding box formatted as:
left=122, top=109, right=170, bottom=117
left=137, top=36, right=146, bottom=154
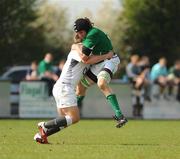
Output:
left=65, top=115, right=72, bottom=126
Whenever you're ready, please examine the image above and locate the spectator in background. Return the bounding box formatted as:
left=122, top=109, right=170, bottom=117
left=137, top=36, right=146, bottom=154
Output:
left=126, top=54, right=148, bottom=90
left=38, top=53, right=58, bottom=81
left=126, top=54, right=150, bottom=118
left=168, top=59, right=180, bottom=102
left=150, top=57, right=168, bottom=98
left=38, top=53, right=58, bottom=96
left=126, top=54, right=140, bottom=82
left=26, top=61, right=39, bottom=80
left=138, top=56, right=151, bottom=101
left=55, top=59, right=66, bottom=77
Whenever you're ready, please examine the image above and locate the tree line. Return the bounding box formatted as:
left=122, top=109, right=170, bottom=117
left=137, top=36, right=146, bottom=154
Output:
left=113, top=0, right=180, bottom=66
left=0, top=0, right=180, bottom=73
left=0, top=0, right=72, bottom=73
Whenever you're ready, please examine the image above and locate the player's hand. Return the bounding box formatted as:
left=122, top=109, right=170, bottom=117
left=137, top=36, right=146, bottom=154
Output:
left=106, top=51, right=114, bottom=59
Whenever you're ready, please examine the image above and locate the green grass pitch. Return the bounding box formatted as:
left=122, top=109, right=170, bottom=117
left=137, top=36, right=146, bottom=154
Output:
left=0, top=119, right=180, bottom=159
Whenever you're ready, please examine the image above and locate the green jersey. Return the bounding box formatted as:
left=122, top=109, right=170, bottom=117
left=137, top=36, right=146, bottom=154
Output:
left=38, top=60, right=53, bottom=75
left=82, top=27, right=113, bottom=55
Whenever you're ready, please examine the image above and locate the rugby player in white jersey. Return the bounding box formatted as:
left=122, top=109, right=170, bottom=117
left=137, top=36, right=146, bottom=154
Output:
left=34, top=44, right=113, bottom=144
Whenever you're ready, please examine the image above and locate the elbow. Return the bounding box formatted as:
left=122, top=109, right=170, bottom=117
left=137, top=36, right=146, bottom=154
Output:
left=82, top=58, right=94, bottom=64
left=81, top=59, right=89, bottom=64
left=84, top=60, right=101, bottom=65
left=81, top=56, right=89, bottom=64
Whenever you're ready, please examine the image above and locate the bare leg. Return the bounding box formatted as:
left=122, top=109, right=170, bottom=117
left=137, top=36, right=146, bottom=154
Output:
left=58, top=106, right=80, bottom=124
left=97, top=78, right=113, bottom=96
left=43, top=106, right=80, bottom=137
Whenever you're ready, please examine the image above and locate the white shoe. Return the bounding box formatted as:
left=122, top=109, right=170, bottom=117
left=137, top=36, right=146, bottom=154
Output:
left=34, top=133, right=45, bottom=144
left=37, top=122, right=49, bottom=144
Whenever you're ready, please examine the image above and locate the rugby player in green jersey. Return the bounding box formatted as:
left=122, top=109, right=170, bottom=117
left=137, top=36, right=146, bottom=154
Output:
left=73, top=18, right=127, bottom=128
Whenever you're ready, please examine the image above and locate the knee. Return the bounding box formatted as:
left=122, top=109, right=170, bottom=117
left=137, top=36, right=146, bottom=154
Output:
left=97, top=79, right=106, bottom=90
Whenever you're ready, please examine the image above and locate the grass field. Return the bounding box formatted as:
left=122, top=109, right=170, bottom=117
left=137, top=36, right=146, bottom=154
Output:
left=0, top=119, right=180, bottom=159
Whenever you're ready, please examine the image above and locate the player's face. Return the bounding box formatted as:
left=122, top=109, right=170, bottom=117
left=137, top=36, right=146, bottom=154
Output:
left=159, top=59, right=167, bottom=66
left=175, top=62, right=180, bottom=69
left=31, top=63, right=37, bottom=70
left=76, top=30, right=86, bottom=40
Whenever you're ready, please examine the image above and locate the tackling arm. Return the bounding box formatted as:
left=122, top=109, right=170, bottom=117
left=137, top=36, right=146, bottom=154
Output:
left=71, top=44, right=113, bottom=64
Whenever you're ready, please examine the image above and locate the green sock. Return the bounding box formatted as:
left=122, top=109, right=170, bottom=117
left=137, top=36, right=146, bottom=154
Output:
left=77, top=96, right=85, bottom=108
left=106, top=94, right=122, bottom=118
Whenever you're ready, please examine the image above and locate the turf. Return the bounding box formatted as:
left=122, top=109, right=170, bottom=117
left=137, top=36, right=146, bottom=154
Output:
left=0, top=119, right=180, bottom=159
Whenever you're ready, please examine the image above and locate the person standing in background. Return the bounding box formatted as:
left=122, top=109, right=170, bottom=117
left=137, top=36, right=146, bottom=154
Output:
left=38, top=53, right=58, bottom=96
left=38, top=53, right=58, bottom=81
left=26, top=61, right=39, bottom=81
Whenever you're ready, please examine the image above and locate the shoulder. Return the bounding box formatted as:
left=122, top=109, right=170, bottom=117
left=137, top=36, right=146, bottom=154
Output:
left=152, top=63, right=159, bottom=69
left=87, top=27, right=100, bottom=37
left=39, top=60, right=45, bottom=66
left=127, top=63, right=132, bottom=69
left=68, top=50, right=81, bottom=62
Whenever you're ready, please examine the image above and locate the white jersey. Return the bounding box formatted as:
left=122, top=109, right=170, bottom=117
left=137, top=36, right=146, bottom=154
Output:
left=55, top=50, right=88, bottom=87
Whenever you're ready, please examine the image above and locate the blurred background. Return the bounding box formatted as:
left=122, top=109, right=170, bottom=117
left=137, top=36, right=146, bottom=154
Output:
left=0, top=0, right=180, bottom=119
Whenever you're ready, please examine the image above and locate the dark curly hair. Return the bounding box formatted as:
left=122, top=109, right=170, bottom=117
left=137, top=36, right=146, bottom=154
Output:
left=73, top=17, right=94, bottom=33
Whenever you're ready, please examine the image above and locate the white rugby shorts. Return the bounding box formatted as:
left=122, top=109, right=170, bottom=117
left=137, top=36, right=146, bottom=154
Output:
left=53, top=83, right=77, bottom=108
left=90, top=55, right=120, bottom=76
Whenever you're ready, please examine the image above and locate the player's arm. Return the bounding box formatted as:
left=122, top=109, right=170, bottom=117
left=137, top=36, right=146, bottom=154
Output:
left=80, top=45, right=111, bottom=64
left=72, top=32, right=113, bottom=64
left=73, top=32, right=103, bottom=63
left=71, top=43, right=113, bottom=64
left=71, top=43, right=88, bottom=61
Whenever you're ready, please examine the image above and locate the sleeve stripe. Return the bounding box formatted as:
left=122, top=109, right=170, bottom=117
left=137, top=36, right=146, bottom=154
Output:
left=82, top=46, right=92, bottom=56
